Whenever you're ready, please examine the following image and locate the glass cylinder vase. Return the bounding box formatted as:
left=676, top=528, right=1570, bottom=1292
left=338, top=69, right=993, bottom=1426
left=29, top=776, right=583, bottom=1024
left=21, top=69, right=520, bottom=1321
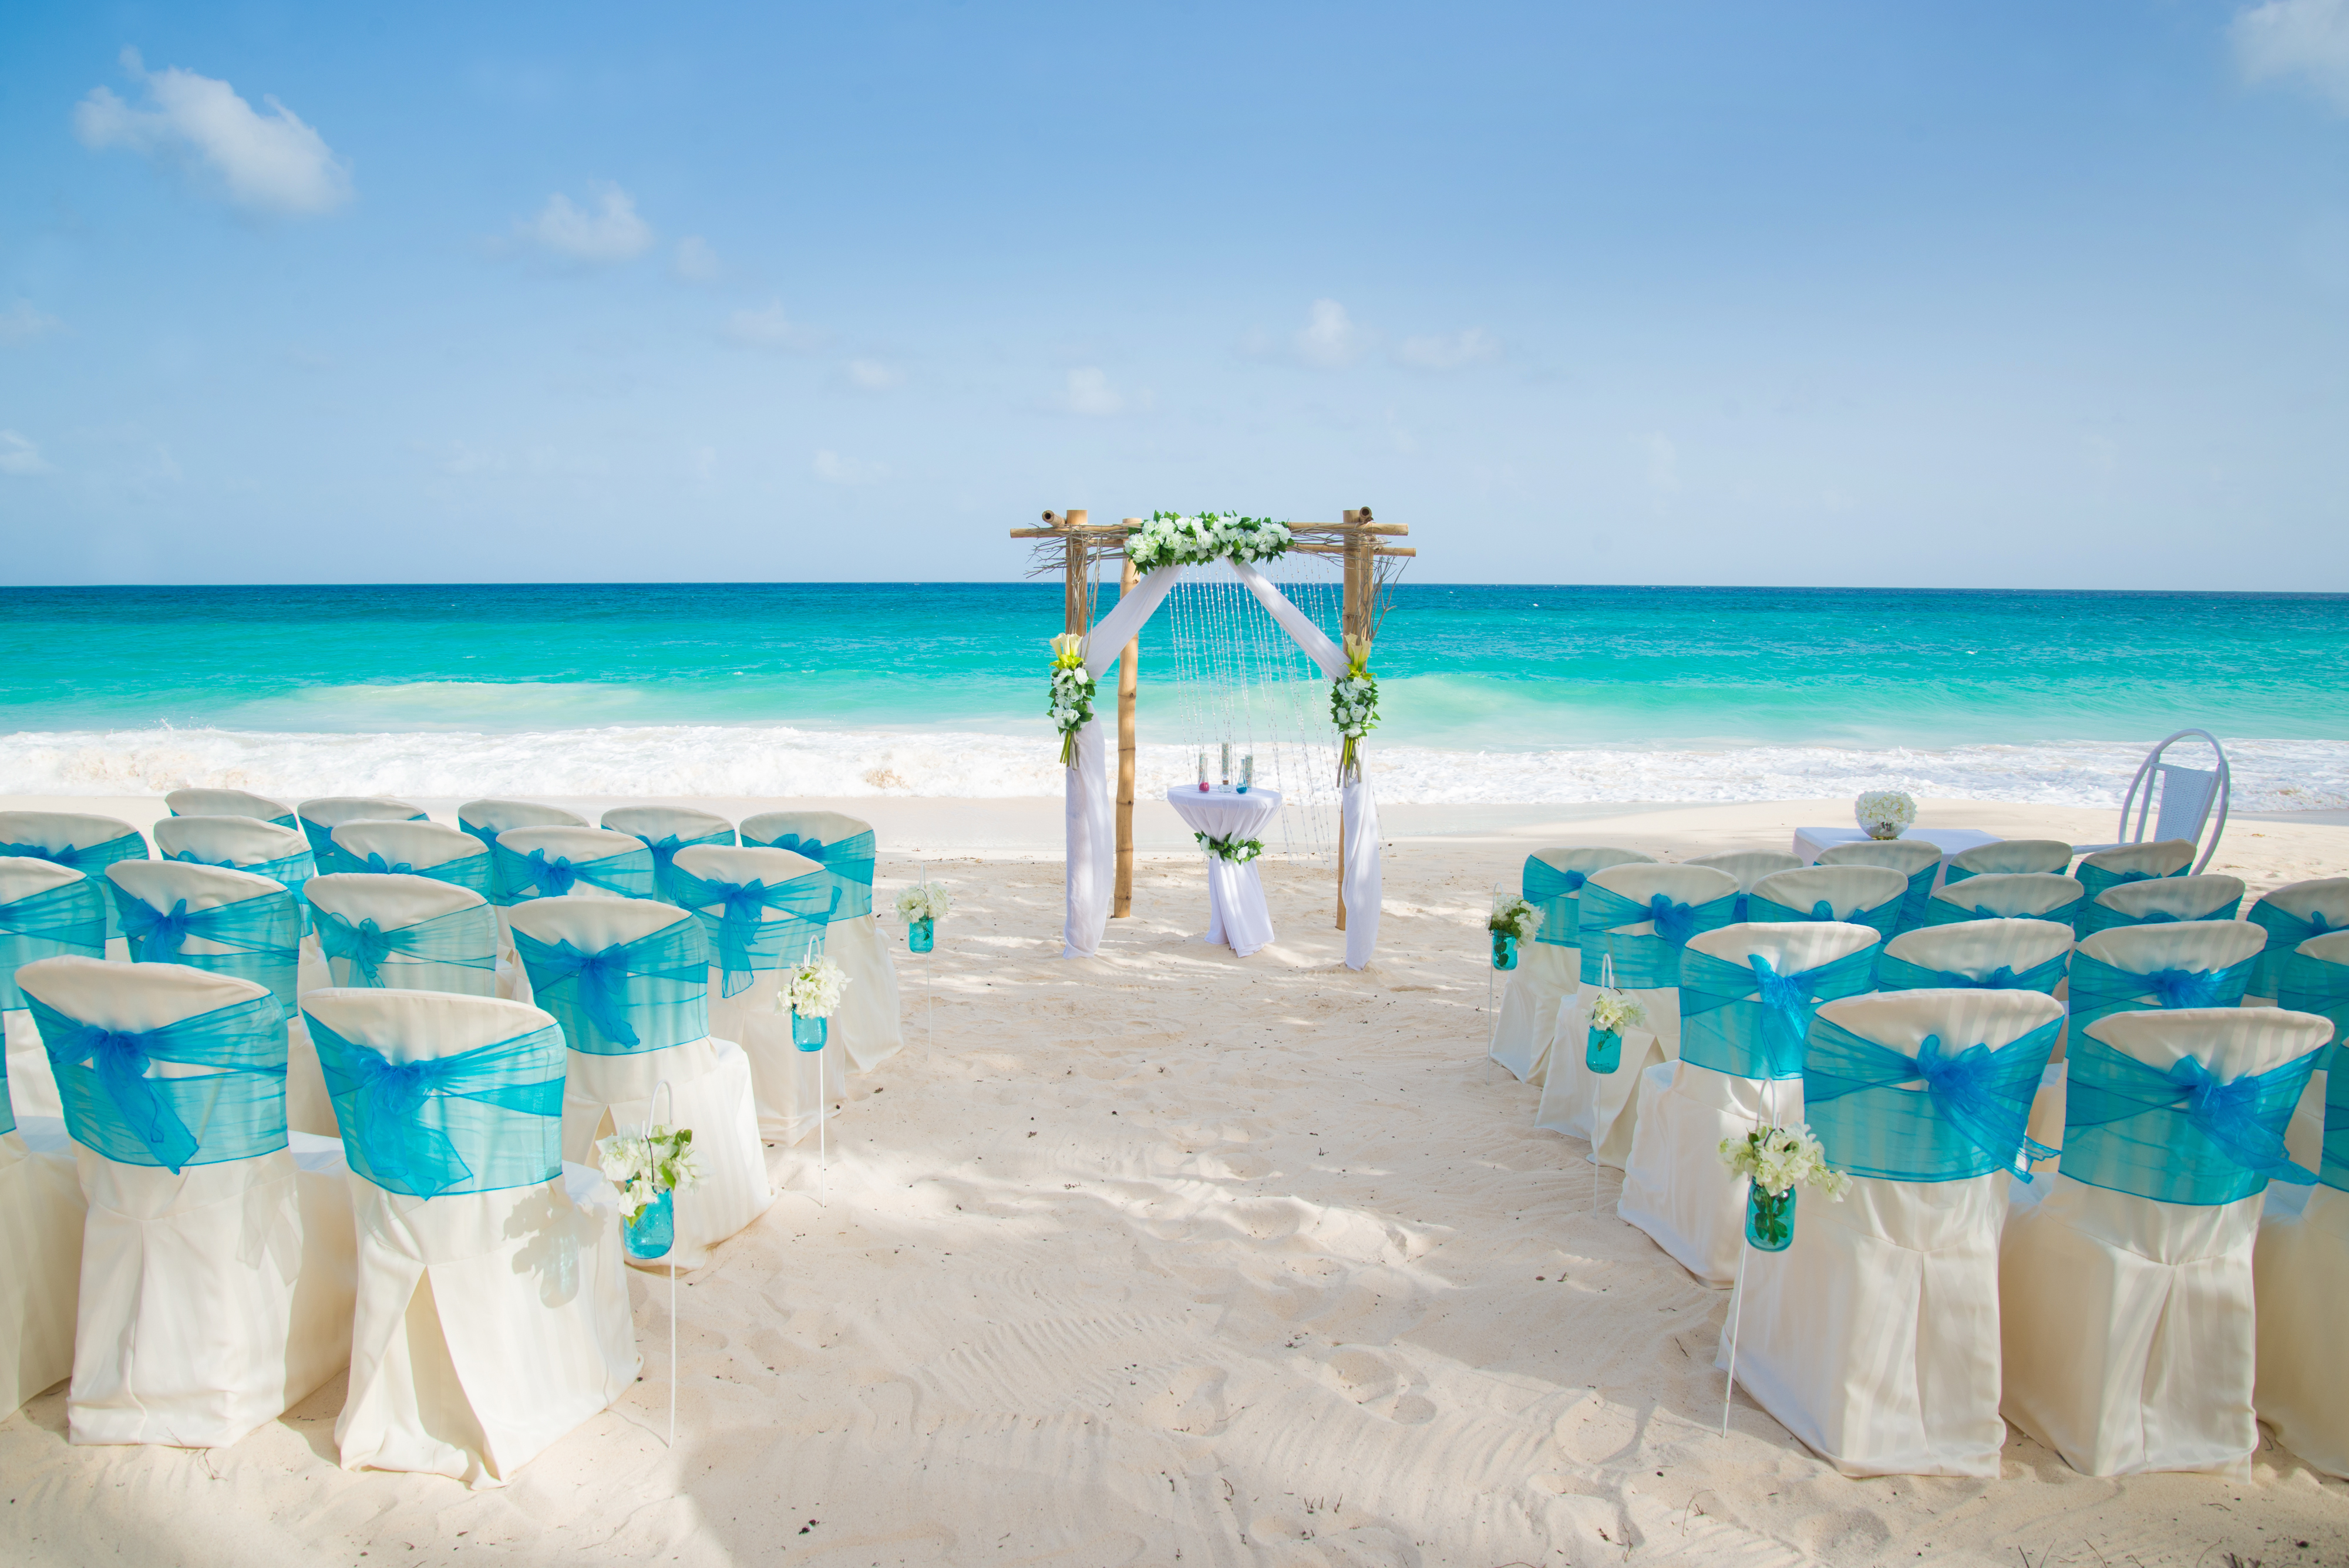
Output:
left=1745, top=1182, right=1796, bottom=1252
left=791, top=1010, right=827, bottom=1052
left=1490, top=930, right=1517, bottom=970
left=624, top=1189, right=675, bottom=1260
left=908, top=917, right=934, bottom=953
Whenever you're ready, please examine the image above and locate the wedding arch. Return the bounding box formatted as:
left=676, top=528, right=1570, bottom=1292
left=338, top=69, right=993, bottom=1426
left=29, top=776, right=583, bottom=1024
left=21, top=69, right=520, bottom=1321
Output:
left=1008, top=507, right=1414, bottom=969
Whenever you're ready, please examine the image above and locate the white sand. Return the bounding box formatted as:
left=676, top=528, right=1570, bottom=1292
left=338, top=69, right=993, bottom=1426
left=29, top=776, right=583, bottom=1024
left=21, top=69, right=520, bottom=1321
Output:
left=5, top=795, right=2348, bottom=1566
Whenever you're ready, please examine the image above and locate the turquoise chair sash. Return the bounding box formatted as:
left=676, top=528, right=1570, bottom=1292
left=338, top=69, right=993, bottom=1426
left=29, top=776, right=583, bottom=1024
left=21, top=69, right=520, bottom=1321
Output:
left=2322, top=1052, right=2349, bottom=1193
left=307, top=1014, right=564, bottom=1199
left=1875, top=950, right=2067, bottom=995
left=3, top=831, right=150, bottom=938
left=2066, top=951, right=2257, bottom=1038
left=301, top=811, right=426, bottom=873
left=2281, top=950, right=2349, bottom=1072
left=1522, top=859, right=1590, bottom=948
left=622, top=827, right=736, bottom=906
left=351, top=849, right=493, bottom=902
left=1576, top=885, right=1736, bottom=990
left=1923, top=889, right=2084, bottom=934
left=1678, top=945, right=1876, bottom=1080
left=1747, top=891, right=1902, bottom=943
left=0, top=878, right=107, bottom=1009
left=168, top=846, right=319, bottom=935
left=2078, top=860, right=2188, bottom=901
left=1803, top=1015, right=2061, bottom=1183
left=1890, top=863, right=1940, bottom=934
left=2077, top=890, right=2242, bottom=940
left=669, top=868, right=837, bottom=997
left=28, top=990, right=288, bottom=1173
left=2061, top=1033, right=2317, bottom=1206
left=314, top=905, right=498, bottom=995
left=2251, top=900, right=2343, bottom=998
left=490, top=842, right=654, bottom=906
left=513, top=918, right=709, bottom=1055
left=741, top=827, right=877, bottom=920
left=115, top=886, right=301, bottom=1011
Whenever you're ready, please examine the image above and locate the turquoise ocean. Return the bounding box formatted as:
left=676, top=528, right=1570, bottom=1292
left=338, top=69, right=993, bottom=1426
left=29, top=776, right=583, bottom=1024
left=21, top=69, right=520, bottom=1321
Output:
left=4, top=581, right=2346, bottom=810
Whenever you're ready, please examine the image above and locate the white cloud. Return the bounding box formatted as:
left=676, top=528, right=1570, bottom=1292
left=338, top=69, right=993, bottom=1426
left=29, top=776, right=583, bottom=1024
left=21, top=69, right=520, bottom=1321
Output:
left=0, top=301, right=65, bottom=345
left=0, top=431, right=53, bottom=476
left=73, top=48, right=350, bottom=216
left=1395, top=327, right=1501, bottom=372
left=511, top=183, right=654, bottom=263
left=844, top=359, right=901, bottom=391
left=725, top=301, right=822, bottom=352
left=1294, top=298, right=1366, bottom=368
left=672, top=235, right=721, bottom=283
left=1062, top=366, right=1126, bottom=416
left=812, top=449, right=886, bottom=486
left=2234, top=0, right=2349, bottom=109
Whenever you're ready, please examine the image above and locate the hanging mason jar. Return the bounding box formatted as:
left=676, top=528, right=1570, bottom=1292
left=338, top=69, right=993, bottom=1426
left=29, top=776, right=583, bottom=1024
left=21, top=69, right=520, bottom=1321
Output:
left=792, top=1010, right=827, bottom=1052
left=624, top=1189, right=675, bottom=1260
left=1491, top=929, right=1517, bottom=970
left=1586, top=1024, right=1621, bottom=1074
left=908, top=917, right=934, bottom=954
left=1745, top=1182, right=1796, bottom=1252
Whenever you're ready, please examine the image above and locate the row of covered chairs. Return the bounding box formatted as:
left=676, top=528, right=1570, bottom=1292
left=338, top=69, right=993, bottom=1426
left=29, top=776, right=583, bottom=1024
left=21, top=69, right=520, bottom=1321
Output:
left=1485, top=841, right=2349, bottom=1480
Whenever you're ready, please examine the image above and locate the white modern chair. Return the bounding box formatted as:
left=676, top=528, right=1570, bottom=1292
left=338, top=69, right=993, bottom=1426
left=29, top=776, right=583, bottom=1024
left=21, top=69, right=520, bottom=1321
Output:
left=1746, top=865, right=1909, bottom=943
left=166, top=788, right=297, bottom=829
left=492, top=827, right=657, bottom=907
left=2255, top=946, right=2349, bottom=1478
left=305, top=873, right=503, bottom=999
left=1723, top=988, right=2065, bottom=1476
left=457, top=798, right=587, bottom=857
left=107, top=859, right=331, bottom=1139
left=2246, top=877, right=2349, bottom=1006
left=300, top=987, right=636, bottom=1485
left=1921, top=872, right=2085, bottom=933
left=2077, top=873, right=2245, bottom=940
left=2003, top=1007, right=2328, bottom=1476
left=1944, top=839, right=2074, bottom=882
left=2072, top=729, right=2232, bottom=874
left=1490, top=846, right=1654, bottom=1085
left=1815, top=838, right=1945, bottom=934
left=669, top=844, right=841, bottom=1146
left=331, top=819, right=494, bottom=903
left=1617, top=921, right=1879, bottom=1287
left=0, top=1009, right=83, bottom=1418
left=1533, top=862, right=1738, bottom=1167
left=1, top=858, right=106, bottom=1121
left=19, top=955, right=355, bottom=1448
left=741, top=811, right=901, bottom=1073
left=1684, top=851, right=1802, bottom=924
left=507, top=897, right=772, bottom=1270
left=0, top=810, right=150, bottom=943
left=602, top=806, right=735, bottom=906
left=297, top=796, right=427, bottom=873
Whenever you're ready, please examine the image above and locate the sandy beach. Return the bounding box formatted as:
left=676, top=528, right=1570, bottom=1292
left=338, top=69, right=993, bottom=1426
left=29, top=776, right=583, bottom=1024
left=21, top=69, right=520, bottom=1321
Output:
left=5, top=794, right=2348, bottom=1566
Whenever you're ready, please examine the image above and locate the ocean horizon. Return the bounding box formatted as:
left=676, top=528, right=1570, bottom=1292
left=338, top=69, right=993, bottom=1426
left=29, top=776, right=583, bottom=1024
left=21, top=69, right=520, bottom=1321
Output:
left=6, top=580, right=2347, bottom=812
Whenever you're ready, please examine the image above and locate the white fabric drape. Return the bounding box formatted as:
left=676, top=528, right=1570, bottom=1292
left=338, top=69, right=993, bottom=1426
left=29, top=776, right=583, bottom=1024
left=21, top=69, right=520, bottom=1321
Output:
left=0, top=1121, right=83, bottom=1416
left=1230, top=560, right=1345, bottom=677
left=2254, top=1184, right=2349, bottom=1477
left=1341, top=777, right=1380, bottom=971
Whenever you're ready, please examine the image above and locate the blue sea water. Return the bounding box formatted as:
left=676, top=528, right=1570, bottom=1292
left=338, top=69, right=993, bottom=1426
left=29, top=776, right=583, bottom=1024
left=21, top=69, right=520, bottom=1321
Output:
left=4, top=581, right=2345, bottom=808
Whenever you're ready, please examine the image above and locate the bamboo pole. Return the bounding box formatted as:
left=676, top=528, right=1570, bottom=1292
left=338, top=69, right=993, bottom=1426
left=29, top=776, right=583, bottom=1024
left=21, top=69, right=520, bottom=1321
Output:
left=1336, top=507, right=1371, bottom=931
left=1114, top=547, right=1139, bottom=917
left=1061, top=509, right=1089, bottom=636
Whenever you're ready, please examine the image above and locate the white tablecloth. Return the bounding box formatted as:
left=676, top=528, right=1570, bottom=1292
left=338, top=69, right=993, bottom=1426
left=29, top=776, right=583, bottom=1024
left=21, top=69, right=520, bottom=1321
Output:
left=1167, top=787, right=1281, bottom=957
left=1793, top=826, right=2003, bottom=892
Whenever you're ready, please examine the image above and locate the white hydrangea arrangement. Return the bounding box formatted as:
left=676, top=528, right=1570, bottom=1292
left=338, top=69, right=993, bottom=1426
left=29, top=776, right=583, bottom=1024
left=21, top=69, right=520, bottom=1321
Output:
left=596, top=1126, right=698, bottom=1227
left=1488, top=893, right=1543, bottom=941
left=1046, top=632, right=1094, bottom=765
left=1588, top=988, right=1648, bottom=1036
left=1718, top=1123, right=1850, bottom=1200
left=1853, top=789, right=1917, bottom=840
left=1125, top=510, right=1292, bottom=574
left=895, top=883, right=952, bottom=923
left=780, top=954, right=850, bottom=1018
left=1331, top=635, right=1379, bottom=780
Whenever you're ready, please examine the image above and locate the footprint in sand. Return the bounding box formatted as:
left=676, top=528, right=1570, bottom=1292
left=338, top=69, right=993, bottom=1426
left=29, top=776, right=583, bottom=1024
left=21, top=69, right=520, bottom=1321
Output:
left=1319, top=1348, right=1437, bottom=1425
left=1138, top=1365, right=1228, bottom=1436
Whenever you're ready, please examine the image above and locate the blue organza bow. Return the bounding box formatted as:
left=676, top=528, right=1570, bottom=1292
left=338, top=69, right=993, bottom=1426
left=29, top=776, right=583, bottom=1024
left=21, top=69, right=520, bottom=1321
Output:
left=2251, top=899, right=2344, bottom=997
left=490, top=840, right=651, bottom=905
left=669, top=867, right=838, bottom=996
left=307, top=1015, right=564, bottom=1199
left=30, top=991, right=288, bottom=1173
left=362, top=851, right=416, bottom=876
left=1675, top=944, right=1877, bottom=1080
left=1803, top=1014, right=2062, bottom=1182
left=316, top=911, right=395, bottom=984
left=1579, top=883, right=1736, bottom=990
left=2061, top=1030, right=2318, bottom=1205
left=528, top=940, right=636, bottom=1045
left=0, top=877, right=108, bottom=1009
left=120, top=896, right=196, bottom=960
left=513, top=917, right=710, bottom=1055
left=2067, top=950, right=2254, bottom=1036
left=2149, top=966, right=2231, bottom=1008
left=629, top=827, right=734, bottom=903
left=1522, top=859, right=1590, bottom=948
left=744, top=827, right=879, bottom=920
left=1876, top=948, right=2070, bottom=995
left=312, top=903, right=497, bottom=993
left=113, top=885, right=303, bottom=1008
left=1648, top=895, right=1697, bottom=945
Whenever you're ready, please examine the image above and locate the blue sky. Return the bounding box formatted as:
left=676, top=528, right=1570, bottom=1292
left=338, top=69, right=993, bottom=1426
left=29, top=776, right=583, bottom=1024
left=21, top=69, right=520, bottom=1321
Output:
left=2, top=1, right=2346, bottom=588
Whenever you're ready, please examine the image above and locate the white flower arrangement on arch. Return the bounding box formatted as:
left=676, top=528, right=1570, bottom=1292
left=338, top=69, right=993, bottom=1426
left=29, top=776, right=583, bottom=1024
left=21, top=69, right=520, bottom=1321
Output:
left=1046, top=632, right=1094, bottom=765
left=1125, top=511, right=1292, bottom=574
left=1330, top=635, right=1379, bottom=780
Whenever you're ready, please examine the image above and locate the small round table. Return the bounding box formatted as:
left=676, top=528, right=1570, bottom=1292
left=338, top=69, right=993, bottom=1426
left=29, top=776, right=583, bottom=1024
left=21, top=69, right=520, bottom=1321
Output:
left=1166, top=786, right=1281, bottom=957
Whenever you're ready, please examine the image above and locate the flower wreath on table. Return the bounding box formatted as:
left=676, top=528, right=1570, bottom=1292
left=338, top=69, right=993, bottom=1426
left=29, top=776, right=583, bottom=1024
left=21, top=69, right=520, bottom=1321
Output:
left=1195, top=832, right=1263, bottom=865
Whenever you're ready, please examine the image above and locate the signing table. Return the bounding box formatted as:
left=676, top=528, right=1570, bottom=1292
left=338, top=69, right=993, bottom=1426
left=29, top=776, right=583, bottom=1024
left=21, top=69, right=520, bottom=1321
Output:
left=1167, top=786, right=1281, bottom=957
left=1792, top=826, right=2003, bottom=891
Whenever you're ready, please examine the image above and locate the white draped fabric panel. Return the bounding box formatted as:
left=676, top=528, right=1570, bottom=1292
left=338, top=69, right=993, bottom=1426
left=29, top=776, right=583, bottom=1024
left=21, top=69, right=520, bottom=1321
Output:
left=0, top=1120, right=83, bottom=1416
left=1059, top=560, right=1382, bottom=970
left=2255, top=1185, right=2349, bottom=1477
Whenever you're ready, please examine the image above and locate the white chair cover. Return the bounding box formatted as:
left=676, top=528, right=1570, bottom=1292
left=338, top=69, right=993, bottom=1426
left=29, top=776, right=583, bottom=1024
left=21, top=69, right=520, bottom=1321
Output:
left=459, top=799, right=586, bottom=836
left=1618, top=921, right=1879, bottom=1286
left=2001, top=1006, right=2330, bottom=1476
left=2078, top=839, right=2197, bottom=883
left=1879, top=918, right=2074, bottom=982
left=2283, top=930, right=2349, bottom=1172
left=506, top=897, right=772, bottom=1271
left=494, top=827, right=649, bottom=903
left=2254, top=995, right=2349, bottom=1480
left=1749, top=865, right=1907, bottom=923
left=1815, top=839, right=1944, bottom=876
left=1534, top=863, right=1738, bottom=1167
left=0, top=1109, right=82, bottom=1416
left=0, top=810, right=149, bottom=947
left=299, top=987, right=637, bottom=1485
left=1, top=856, right=89, bottom=1120
left=2090, top=873, right=2246, bottom=930
left=167, top=787, right=295, bottom=825
left=332, top=819, right=487, bottom=876
left=602, top=805, right=733, bottom=843
left=305, top=873, right=504, bottom=999
left=672, top=844, right=845, bottom=1146
left=1685, top=850, right=1803, bottom=894
left=298, top=796, right=425, bottom=830
left=2246, top=877, right=2349, bottom=1005
left=1491, top=847, right=1654, bottom=1085
left=1947, top=839, right=2074, bottom=877
left=155, top=815, right=328, bottom=994
left=1926, top=872, right=2084, bottom=922
left=2072, top=922, right=2264, bottom=1008
left=18, top=955, right=356, bottom=1448
left=1723, top=988, right=2065, bottom=1476
left=740, top=810, right=901, bottom=1072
